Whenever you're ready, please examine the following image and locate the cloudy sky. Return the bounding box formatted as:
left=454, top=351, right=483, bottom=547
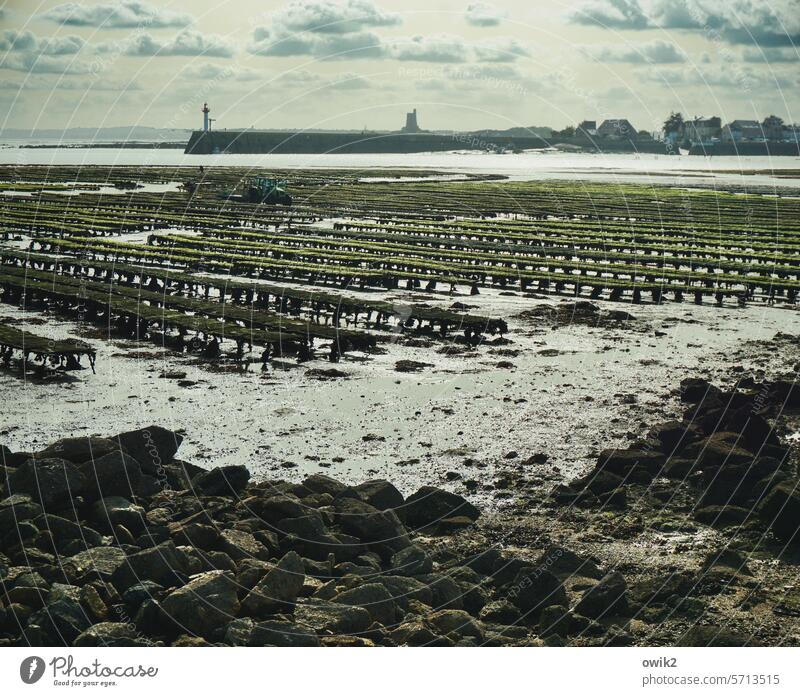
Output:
left=1, top=0, right=798, bottom=133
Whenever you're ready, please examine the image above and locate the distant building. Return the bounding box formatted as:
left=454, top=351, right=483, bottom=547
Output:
left=577, top=120, right=597, bottom=137
left=596, top=119, right=636, bottom=139
left=782, top=124, right=800, bottom=142
left=683, top=116, right=721, bottom=144
left=721, top=120, right=762, bottom=142
left=401, top=109, right=421, bottom=133
left=762, top=115, right=784, bottom=141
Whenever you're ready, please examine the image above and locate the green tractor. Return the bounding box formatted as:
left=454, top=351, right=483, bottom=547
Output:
left=222, top=177, right=292, bottom=206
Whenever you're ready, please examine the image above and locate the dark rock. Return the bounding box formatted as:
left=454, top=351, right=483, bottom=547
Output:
left=693, top=505, right=751, bottom=526
left=73, top=622, right=153, bottom=647
left=680, top=378, right=721, bottom=403
left=403, top=486, right=480, bottom=529
left=303, top=474, right=348, bottom=498
left=294, top=599, right=371, bottom=634
left=115, top=425, right=183, bottom=476
left=122, top=581, right=164, bottom=613
left=29, top=597, right=91, bottom=645
left=677, top=625, right=761, bottom=647
left=334, top=497, right=410, bottom=552
left=247, top=619, right=320, bottom=647
left=77, top=450, right=144, bottom=500
left=535, top=546, right=603, bottom=580
left=161, top=570, right=240, bottom=637
left=333, top=582, right=397, bottom=626
left=111, top=541, right=189, bottom=590
left=67, top=547, right=127, bottom=581
left=758, top=480, right=800, bottom=542
left=575, top=571, right=628, bottom=618
left=427, top=609, right=484, bottom=639
left=375, top=575, right=433, bottom=609
left=242, top=551, right=305, bottom=616
left=0, top=494, right=42, bottom=527
left=220, top=529, right=271, bottom=562
left=93, top=496, right=146, bottom=533
left=390, top=545, right=433, bottom=576
left=190, top=465, right=250, bottom=497
left=509, top=567, right=566, bottom=615
left=352, top=480, right=404, bottom=511
left=479, top=600, right=522, bottom=625
left=6, top=459, right=87, bottom=509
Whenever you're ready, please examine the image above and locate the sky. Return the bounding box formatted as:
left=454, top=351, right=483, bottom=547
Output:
left=0, top=0, right=798, bottom=133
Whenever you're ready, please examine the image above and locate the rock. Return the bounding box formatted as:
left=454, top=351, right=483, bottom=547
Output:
left=403, top=486, right=480, bottom=529
left=303, top=474, right=348, bottom=497
left=73, top=622, right=152, bottom=647
left=333, top=583, right=397, bottom=626
left=575, top=571, right=628, bottom=618
left=389, top=545, right=433, bottom=576
left=247, top=620, right=320, bottom=647
left=693, top=505, right=751, bottom=526
left=6, top=458, right=87, bottom=509
left=242, top=551, right=305, bottom=616
left=427, top=609, right=484, bottom=639
left=36, top=437, right=121, bottom=464
left=115, top=425, right=183, bottom=476
left=294, top=599, right=372, bottom=634
left=435, top=516, right=477, bottom=534
left=479, top=600, right=522, bottom=625
left=220, top=529, right=271, bottom=562
left=758, top=480, right=800, bottom=542
left=392, top=621, right=452, bottom=647
left=29, top=597, right=91, bottom=645
left=334, top=497, right=410, bottom=552
left=375, top=575, right=433, bottom=609
left=0, top=494, right=42, bottom=527
left=111, top=541, right=189, bottom=591
left=509, top=567, right=566, bottom=615
left=76, top=450, right=144, bottom=500
left=684, top=432, right=754, bottom=466
left=596, top=449, right=665, bottom=477
left=161, top=570, right=240, bottom=637
left=677, top=625, right=761, bottom=647
left=700, top=548, right=753, bottom=586
left=394, top=360, right=433, bottom=373
left=36, top=513, right=104, bottom=548
left=67, top=547, right=127, bottom=581
left=352, top=480, right=404, bottom=511
left=535, top=546, right=603, bottom=580
left=570, top=469, right=625, bottom=495
left=190, top=465, right=250, bottom=497
left=92, top=496, right=146, bottom=533
left=680, top=378, right=721, bottom=403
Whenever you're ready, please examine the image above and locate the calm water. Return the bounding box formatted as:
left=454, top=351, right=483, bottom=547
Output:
left=2, top=145, right=799, bottom=188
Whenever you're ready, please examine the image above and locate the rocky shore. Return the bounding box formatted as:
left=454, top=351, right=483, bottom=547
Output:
left=1, top=368, right=798, bottom=647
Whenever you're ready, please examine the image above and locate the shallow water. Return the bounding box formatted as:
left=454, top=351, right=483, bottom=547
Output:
left=3, top=146, right=799, bottom=189
left=2, top=284, right=797, bottom=505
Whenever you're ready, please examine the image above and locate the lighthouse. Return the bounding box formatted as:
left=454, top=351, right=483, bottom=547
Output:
left=202, top=102, right=211, bottom=132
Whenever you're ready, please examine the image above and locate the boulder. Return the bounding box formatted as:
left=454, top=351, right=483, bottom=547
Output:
left=67, top=547, right=127, bottom=581
left=0, top=494, right=43, bottom=527
left=758, top=480, right=800, bottom=542
left=73, top=622, right=153, bottom=647
left=294, top=599, right=372, bottom=634
left=677, top=625, right=761, bottom=647
left=403, top=486, right=480, bottom=529
left=508, top=567, right=566, bottom=615
left=575, top=571, right=629, bottom=618
left=333, top=582, right=397, bottom=626
left=190, top=465, right=250, bottom=497
left=77, top=451, right=144, bottom=500
left=647, top=421, right=700, bottom=453
left=115, top=426, right=183, bottom=476
left=241, top=551, right=305, bottom=616
left=334, top=497, right=410, bottom=551
left=29, top=597, right=91, bottom=645
left=596, top=449, right=664, bottom=477
left=427, top=609, right=484, bottom=639
left=302, top=474, right=348, bottom=498
left=6, top=458, right=87, bottom=509
left=375, top=575, right=434, bottom=609
left=351, top=480, right=404, bottom=512
left=684, top=432, right=754, bottom=467
left=247, top=619, right=320, bottom=647
left=36, top=437, right=120, bottom=465
left=161, top=570, right=240, bottom=637
left=479, top=600, right=522, bottom=625
left=220, top=529, right=271, bottom=562
left=680, top=378, right=721, bottom=403
left=92, top=496, right=146, bottom=533
left=111, top=540, right=189, bottom=590
left=389, top=545, right=433, bottom=576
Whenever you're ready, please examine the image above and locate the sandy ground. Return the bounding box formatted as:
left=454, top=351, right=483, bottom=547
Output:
left=2, top=283, right=798, bottom=505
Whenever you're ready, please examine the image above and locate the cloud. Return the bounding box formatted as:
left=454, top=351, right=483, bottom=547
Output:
left=473, top=37, right=530, bottom=62
left=638, top=63, right=798, bottom=89
left=571, top=0, right=800, bottom=47
left=248, top=26, right=383, bottom=59
left=388, top=34, right=470, bottom=63
left=116, top=30, right=235, bottom=58
left=0, top=75, right=142, bottom=91
left=582, top=39, right=686, bottom=63
left=465, top=3, right=504, bottom=27
left=42, top=1, right=191, bottom=29
left=180, top=63, right=263, bottom=82
left=0, top=30, right=86, bottom=56
left=267, top=0, right=401, bottom=34
left=742, top=46, right=800, bottom=62
left=0, top=53, right=95, bottom=74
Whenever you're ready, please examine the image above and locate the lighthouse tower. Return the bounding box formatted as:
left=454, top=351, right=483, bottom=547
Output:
left=202, top=102, right=211, bottom=132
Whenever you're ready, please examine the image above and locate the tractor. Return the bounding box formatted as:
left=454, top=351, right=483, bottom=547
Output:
left=221, top=177, right=292, bottom=206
